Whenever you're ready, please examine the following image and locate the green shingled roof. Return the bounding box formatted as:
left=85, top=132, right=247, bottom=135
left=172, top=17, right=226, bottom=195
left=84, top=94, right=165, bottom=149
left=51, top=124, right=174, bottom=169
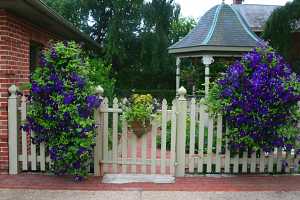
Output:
left=168, top=3, right=263, bottom=55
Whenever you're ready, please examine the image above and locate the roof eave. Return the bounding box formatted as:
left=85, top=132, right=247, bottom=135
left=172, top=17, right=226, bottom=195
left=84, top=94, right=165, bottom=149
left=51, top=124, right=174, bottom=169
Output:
left=168, top=45, right=255, bottom=56
left=0, top=0, right=101, bottom=51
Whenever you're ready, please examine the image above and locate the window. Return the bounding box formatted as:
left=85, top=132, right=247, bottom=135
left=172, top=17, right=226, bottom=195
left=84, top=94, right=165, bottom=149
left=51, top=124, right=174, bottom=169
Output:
left=29, top=41, right=42, bottom=72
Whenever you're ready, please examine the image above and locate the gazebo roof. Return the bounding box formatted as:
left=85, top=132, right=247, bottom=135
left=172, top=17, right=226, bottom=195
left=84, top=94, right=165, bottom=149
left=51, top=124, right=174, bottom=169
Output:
left=168, top=3, right=264, bottom=57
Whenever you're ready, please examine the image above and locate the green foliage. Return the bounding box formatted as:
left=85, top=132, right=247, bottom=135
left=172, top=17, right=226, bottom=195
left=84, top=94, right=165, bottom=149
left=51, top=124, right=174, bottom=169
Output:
left=88, top=58, right=115, bottom=100
left=206, top=46, right=300, bottom=154
left=23, top=42, right=101, bottom=180
left=263, top=0, right=300, bottom=72
left=44, top=0, right=196, bottom=94
left=123, top=94, right=153, bottom=124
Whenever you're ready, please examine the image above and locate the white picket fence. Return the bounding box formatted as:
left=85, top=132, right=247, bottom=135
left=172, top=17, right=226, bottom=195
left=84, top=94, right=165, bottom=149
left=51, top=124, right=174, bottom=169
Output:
left=8, top=85, right=300, bottom=176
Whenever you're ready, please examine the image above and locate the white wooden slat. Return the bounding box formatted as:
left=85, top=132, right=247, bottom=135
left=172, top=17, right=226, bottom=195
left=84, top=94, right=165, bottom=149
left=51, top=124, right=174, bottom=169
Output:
left=206, top=117, right=213, bottom=173
left=188, top=98, right=196, bottom=173
left=160, top=99, right=167, bottom=174
left=242, top=151, right=248, bottom=173
left=224, top=127, right=231, bottom=173
left=48, top=146, right=53, bottom=169
left=151, top=121, right=157, bottom=174
left=276, top=148, right=282, bottom=173
left=30, top=132, right=37, bottom=171
left=170, top=100, right=177, bottom=175
left=94, top=106, right=103, bottom=176
left=233, top=153, right=239, bottom=173
left=268, top=151, right=274, bottom=173
left=102, top=158, right=173, bottom=165
left=131, top=130, right=137, bottom=173
left=250, top=151, right=256, bottom=173
left=294, top=152, right=300, bottom=173
left=21, top=96, right=28, bottom=171
left=285, top=151, right=291, bottom=173
left=259, top=150, right=265, bottom=173
left=40, top=142, right=45, bottom=171
left=141, top=132, right=147, bottom=174
left=198, top=100, right=205, bottom=173
left=112, top=98, right=119, bottom=173
left=215, top=114, right=222, bottom=173
left=102, top=98, right=109, bottom=173
left=121, top=108, right=128, bottom=173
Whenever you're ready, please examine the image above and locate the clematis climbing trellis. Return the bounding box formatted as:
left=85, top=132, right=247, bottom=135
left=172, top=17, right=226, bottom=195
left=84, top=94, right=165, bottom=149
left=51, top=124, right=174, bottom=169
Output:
left=207, top=46, right=300, bottom=157
left=22, top=41, right=101, bottom=180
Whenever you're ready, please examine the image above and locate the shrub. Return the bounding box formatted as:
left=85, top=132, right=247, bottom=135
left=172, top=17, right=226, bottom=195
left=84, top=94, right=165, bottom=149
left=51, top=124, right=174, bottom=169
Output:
left=207, top=46, right=300, bottom=154
left=23, top=41, right=101, bottom=180
left=88, top=58, right=115, bottom=100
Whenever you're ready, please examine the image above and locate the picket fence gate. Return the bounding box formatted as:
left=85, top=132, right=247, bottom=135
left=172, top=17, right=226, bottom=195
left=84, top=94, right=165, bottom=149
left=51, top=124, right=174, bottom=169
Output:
left=8, top=85, right=300, bottom=176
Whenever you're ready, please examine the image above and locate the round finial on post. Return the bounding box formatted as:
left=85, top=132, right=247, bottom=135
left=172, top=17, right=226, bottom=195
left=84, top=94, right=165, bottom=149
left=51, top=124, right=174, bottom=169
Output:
left=95, top=85, right=104, bottom=96
left=8, top=85, right=18, bottom=97
left=200, top=98, right=206, bottom=105
left=178, top=86, right=187, bottom=100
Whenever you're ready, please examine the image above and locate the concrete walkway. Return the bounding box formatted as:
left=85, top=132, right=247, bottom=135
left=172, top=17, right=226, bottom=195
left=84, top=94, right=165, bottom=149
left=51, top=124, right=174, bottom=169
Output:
left=0, top=189, right=299, bottom=200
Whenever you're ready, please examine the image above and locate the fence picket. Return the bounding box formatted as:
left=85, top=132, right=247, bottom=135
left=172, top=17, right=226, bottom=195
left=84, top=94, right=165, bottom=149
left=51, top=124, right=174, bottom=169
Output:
left=259, top=150, right=265, bottom=173
left=141, top=132, right=147, bottom=174
left=215, top=114, right=222, bottom=173
left=21, top=95, right=28, bottom=171
left=198, top=99, right=205, bottom=173
left=170, top=100, right=177, bottom=175
left=112, top=98, right=119, bottom=173
left=188, top=98, right=196, bottom=173
left=224, top=127, right=231, bottom=173
left=102, top=98, right=109, bottom=173
left=151, top=121, right=157, bottom=174
left=160, top=99, right=167, bottom=174
left=207, top=117, right=213, bottom=173
left=250, top=151, right=256, bottom=173
left=242, top=151, right=248, bottom=173
left=233, top=153, right=239, bottom=173
left=267, top=151, right=274, bottom=173
left=276, top=148, right=283, bottom=173
left=40, top=142, right=46, bottom=171
left=30, top=132, right=37, bottom=171
left=121, top=113, right=128, bottom=173
left=285, top=151, right=291, bottom=173
left=131, top=131, right=137, bottom=173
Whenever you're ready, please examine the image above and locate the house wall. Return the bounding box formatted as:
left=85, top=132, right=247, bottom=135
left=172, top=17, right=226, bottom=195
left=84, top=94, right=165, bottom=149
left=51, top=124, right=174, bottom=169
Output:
left=0, top=9, right=60, bottom=173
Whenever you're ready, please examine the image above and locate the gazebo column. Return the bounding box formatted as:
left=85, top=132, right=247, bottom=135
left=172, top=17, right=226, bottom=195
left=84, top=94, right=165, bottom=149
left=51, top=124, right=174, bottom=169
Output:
left=202, top=55, right=214, bottom=98
left=176, top=57, right=181, bottom=94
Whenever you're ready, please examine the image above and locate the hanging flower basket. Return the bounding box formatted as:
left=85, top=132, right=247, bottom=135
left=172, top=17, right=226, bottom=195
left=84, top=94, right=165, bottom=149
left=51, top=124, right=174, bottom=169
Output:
left=130, top=120, right=151, bottom=138
left=123, top=94, right=156, bottom=138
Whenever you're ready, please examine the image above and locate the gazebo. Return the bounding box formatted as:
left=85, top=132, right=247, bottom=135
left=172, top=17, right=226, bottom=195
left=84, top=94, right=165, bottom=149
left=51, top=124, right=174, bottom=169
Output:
left=168, top=2, right=264, bottom=96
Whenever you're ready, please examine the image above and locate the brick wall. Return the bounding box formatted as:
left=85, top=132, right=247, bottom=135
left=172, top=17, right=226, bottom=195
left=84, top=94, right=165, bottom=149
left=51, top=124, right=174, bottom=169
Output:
left=0, top=9, right=59, bottom=173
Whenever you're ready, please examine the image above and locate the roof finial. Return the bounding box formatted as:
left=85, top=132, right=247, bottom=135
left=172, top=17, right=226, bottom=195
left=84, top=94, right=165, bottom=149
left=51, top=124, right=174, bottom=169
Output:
left=222, top=0, right=225, bottom=4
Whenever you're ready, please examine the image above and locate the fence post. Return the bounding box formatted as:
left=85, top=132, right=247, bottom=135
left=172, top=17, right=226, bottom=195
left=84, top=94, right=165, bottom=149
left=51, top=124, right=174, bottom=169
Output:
left=94, top=85, right=104, bottom=176
left=8, top=85, right=18, bottom=175
left=175, top=86, right=187, bottom=177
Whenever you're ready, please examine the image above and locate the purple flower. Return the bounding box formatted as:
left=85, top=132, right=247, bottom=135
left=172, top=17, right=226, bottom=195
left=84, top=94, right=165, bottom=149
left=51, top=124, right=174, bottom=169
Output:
left=86, top=95, right=101, bottom=108
left=39, top=54, right=47, bottom=67
left=31, top=82, right=41, bottom=94
left=77, top=147, right=86, bottom=156
left=74, top=175, right=83, bottom=182
left=50, top=48, right=58, bottom=60
left=72, top=161, right=81, bottom=169
left=70, top=73, right=85, bottom=88
left=64, top=93, right=75, bottom=104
